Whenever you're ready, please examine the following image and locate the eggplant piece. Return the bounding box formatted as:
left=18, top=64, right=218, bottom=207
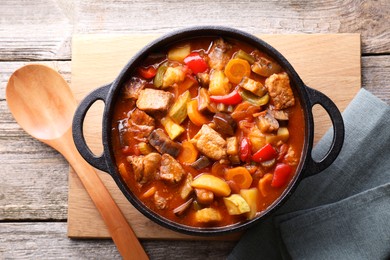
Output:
left=257, top=112, right=279, bottom=133
left=228, top=155, right=241, bottom=165
left=267, top=108, right=289, bottom=121
left=238, top=77, right=267, bottom=97
left=122, top=77, right=146, bottom=100
left=148, top=129, right=182, bottom=157
left=251, top=57, right=282, bottom=77
left=197, top=73, right=210, bottom=88
left=216, top=103, right=234, bottom=113
left=208, top=38, right=232, bottom=71
left=173, top=198, right=194, bottom=216
left=190, top=155, right=211, bottom=170
left=117, top=119, right=128, bottom=148
left=197, top=88, right=211, bottom=112
left=212, top=112, right=237, bottom=136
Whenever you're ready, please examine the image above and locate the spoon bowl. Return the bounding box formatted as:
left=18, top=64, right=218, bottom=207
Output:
left=6, top=64, right=148, bottom=260
left=6, top=64, right=76, bottom=142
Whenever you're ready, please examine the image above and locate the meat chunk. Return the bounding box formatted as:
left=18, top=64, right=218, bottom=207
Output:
left=136, top=88, right=173, bottom=113
left=127, top=108, right=155, bottom=141
left=154, top=191, right=168, bottom=210
left=148, top=129, right=182, bottom=157
left=195, top=188, right=214, bottom=205
left=265, top=72, right=295, bottom=110
left=127, top=153, right=161, bottom=184
left=162, top=66, right=186, bottom=88
left=122, top=77, right=146, bottom=100
left=208, top=38, right=231, bottom=70
left=160, top=154, right=186, bottom=184
left=191, top=124, right=227, bottom=160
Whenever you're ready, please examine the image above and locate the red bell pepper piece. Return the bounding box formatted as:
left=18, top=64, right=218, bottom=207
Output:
left=210, top=90, right=243, bottom=105
left=138, top=66, right=157, bottom=79
left=183, top=52, right=209, bottom=74
left=252, top=143, right=277, bottom=162
left=271, top=163, right=292, bottom=188
left=239, top=137, right=251, bottom=162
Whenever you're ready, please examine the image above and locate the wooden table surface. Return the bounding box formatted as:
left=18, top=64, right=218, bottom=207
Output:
left=1, top=1, right=389, bottom=259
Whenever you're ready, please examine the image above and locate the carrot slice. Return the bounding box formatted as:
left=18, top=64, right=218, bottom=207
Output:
left=258, top=173, right=273, bottom=197
left=224, top=58, right=251, bottom=84
left=187, top=99, right=209, bottom=126
left=142, top=186, right=156, bottom=199
left=177, top=140, right=199, bottom=164
left=177, top=75, right=197, bottom=95
left=225, top=167, right=253, bottom=189
left=211, top=162, right=228, bottom=176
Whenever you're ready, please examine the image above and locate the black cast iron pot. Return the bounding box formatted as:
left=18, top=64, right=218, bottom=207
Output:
left=72, top=26, right=344, bottom=236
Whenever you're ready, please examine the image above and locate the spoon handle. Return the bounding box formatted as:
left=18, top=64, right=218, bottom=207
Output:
left=59, top=130, right=149, bottom=260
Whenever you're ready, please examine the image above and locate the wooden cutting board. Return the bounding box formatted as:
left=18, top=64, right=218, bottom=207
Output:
left=68, top=33, right=361, bottom=239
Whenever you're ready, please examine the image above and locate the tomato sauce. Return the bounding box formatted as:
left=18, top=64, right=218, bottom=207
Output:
left=111, top=37, right=305, bottom=227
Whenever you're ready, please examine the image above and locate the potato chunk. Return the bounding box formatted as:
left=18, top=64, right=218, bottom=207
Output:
left=209, top=70, right=230, bottom=95
left=162, top=66, right=186, bottom=88
left=240, top=188, right=258, bottom=219
left=223, top=194, right=250, bottom=215
left=195, top=208, right=222, bottom=223
left=191, top=174, right=231, bottom=197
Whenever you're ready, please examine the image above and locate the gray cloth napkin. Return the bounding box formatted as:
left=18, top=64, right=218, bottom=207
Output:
left=228, top=89, right=390, bottom=260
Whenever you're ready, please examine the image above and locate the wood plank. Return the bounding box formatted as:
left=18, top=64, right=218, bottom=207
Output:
left=68, top=34, right=360, bottom=239
left=0, top=61, right=71, bottom=221
left=0, top=222, right=234, bottom=259
left=0, top=0, right=389, bottom=61
left=362, top=56, right=390, bottom=105
left=0, top=0, right=72, bottom=60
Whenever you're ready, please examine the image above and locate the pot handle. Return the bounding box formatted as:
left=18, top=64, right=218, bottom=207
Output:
left=72, top=84, right=111, bottom=172
left=304, top=86, right=345, bottom=177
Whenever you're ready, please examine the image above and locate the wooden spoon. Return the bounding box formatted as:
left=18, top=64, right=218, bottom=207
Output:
left=6, top=64, right=148, bottom=260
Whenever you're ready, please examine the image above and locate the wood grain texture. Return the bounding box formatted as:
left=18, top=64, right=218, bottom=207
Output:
left=362, top=56, right=390, bottom=104
left=0, top=223, right=235, bottom=259
left=0, top=0, right=389, bottom=258
left=0, top=61, right=71, bottom=221
left=68, top=33, right=360, bottom=239
left=0, top=0, right=389, bottom=61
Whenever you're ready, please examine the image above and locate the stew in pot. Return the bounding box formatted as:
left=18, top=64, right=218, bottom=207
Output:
left=111, top=37, right=305, bottom=227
